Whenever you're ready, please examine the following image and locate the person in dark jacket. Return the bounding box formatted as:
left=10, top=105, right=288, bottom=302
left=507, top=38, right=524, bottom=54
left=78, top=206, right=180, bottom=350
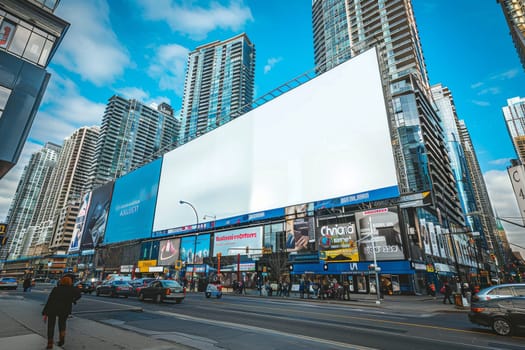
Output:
left=442, top=281, right=453, bottom=305
left=42, top=276, right=81, bottom=349
left=23, top=276, right=32, bottom=292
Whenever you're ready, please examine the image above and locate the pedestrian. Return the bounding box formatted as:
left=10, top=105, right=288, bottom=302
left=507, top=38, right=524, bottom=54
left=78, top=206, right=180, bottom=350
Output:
left=23, top=276, right=32, bottom=292
left=427, top=282, right=436, bottom=299
left=442, top=281, right=453, bottom=305
left=42, top=276, right=81, bottom=349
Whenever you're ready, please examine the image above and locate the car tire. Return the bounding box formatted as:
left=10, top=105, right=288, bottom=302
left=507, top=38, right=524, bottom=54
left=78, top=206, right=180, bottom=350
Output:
left=492, top=317, right=512, bottom=336
left=139, top=293, right=144, bottom=301
left=205, top=292, right=211, bottom=298
left=96, top=290, right=100, bottom=296
left=156, top=294, right=163, bottom=304
left=217, top=293, right=222, bottom=299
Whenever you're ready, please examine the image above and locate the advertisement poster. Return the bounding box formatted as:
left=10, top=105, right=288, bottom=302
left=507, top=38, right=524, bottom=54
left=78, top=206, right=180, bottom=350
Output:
left=0, top=20, right=15, bottom=49
left=285, top=204, right=314, bottom=253
left=80, top=182, right=113, bottom=250
left=158, top=238, right=180, bottom=266
left=420, top=218, right=432, bottom=255
left=428, top=221, right=440, bottom=257
left=180, top=234, right=210, bottom=264
left=105, top=158, right=162, bottom=244
left=213, top=227, right=263, bottom=256
left=68, top=192, right=91, bottom=253
left=317, top=221, right=359, bottom=262
left=355, top=207, right=404, bottom=261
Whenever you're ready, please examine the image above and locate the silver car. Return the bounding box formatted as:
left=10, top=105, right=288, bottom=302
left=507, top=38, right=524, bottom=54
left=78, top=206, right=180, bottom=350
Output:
left=0, top=277, right=18, bottom=290
left=472, top=283, right=525, bottom=302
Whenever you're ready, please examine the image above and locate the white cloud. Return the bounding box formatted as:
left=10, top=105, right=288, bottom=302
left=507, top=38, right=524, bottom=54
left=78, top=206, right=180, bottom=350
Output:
left=148, top=44, right=189, bottom=96
left=471, top=100, right=490, bottom=107
left=477, top=87, right=501, bottom=95
left=54, top=0, right=131, bottom=86
left=470, top=82, right=483, bottom=89
left=137, top=0, right=253, bottom=40
left=484, top=170, right=525, bottom=256
left=264, top=57, right=283, bottom=74
left=489, top=158, right=513, bottom=166
left=490, top=69, right=520, bottom=81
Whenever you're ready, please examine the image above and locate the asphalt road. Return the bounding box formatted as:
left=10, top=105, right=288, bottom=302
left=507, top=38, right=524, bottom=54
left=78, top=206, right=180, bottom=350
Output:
left=22, top=286, right=525, bottom=350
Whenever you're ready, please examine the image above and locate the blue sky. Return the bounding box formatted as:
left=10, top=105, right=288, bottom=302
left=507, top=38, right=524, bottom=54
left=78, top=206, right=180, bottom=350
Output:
left=0, top=0, right=524, bottom=255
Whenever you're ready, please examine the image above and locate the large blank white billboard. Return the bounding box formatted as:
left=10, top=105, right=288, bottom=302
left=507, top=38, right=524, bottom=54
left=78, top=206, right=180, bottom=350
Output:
left=154, top=48, right=398, bottom=232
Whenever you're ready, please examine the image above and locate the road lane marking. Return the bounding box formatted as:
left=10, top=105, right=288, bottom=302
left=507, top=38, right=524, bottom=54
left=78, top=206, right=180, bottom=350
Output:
left=155, top=310, right=377, bottom=350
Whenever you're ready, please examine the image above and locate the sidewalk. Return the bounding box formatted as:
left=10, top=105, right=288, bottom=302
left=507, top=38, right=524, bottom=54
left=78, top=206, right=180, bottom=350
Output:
left=231, top=288, right=470, bottom=313
left=0, top=293, right=188, bottom=349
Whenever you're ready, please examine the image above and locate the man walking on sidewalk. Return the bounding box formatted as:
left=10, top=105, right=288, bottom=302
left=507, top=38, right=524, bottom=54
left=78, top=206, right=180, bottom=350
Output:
left=442, top=281, right=453, bottom=305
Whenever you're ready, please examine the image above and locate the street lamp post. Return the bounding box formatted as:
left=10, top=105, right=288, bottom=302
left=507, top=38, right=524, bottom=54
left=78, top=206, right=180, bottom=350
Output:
left=179, top=200, right=199, bottom=292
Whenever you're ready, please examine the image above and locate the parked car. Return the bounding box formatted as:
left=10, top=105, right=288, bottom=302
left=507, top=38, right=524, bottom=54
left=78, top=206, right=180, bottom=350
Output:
left=75, top=280, right=96, bottom=294
left=468, top=297, right=525, bottom=336
left=95, top=280, right=133, bottom=298
left=0, top=277, right=18, bottom=290
left=205, top=283, right=222, bottom=299
left=130, top=278, right=156, bottom=296
left=471, top=283, right=525, bottom=302
left=138, top=279, right=185, bottom=303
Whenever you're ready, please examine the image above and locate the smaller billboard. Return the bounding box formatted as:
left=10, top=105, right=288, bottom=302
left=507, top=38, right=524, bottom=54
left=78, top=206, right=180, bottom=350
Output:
left=69, top=192, right=91, bottom=253
left=355, top=207, right=404, bottom=261
left=0, top=223, right=7, bottom=246
left=180, top=234, right=210, bottom=264
left=213, top=227, right=263, bottom=257
left=81, top=181, right=113, bottom=250
left=318, top=221, right=359, bottom=262
left=158, top=238, right=180, bottom=266
left=285, top=204, right=314, bottom=253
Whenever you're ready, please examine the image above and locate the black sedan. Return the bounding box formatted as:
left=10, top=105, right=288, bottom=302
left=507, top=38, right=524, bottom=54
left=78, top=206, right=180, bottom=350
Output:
left=74, top=280, right=96, bottom=294
left=468, top=297, right=525, bottom=336
left=95, top=280, right=133, bottom=298
left=138, top=279, right=185, bottom=303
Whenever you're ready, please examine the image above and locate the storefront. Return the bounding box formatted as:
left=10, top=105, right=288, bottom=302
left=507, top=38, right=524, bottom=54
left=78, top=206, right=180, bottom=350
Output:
left=290, top=260, right=415, bottom=294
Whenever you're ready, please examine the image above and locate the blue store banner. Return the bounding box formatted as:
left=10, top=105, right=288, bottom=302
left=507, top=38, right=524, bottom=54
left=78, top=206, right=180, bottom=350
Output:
left=290, top=260, right=414, bottom=275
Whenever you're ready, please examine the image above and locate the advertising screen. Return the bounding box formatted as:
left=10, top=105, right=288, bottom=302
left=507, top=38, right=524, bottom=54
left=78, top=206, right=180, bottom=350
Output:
left=105, top=158, right=162, bottom=244
left=355, top=207, right=404, bottom=261
left=180, top=234, right=210, bottom=264
left=154, top=48, right=398, bottom=233
left=80, top=182, right=113, bottom=250
left=213, top=226, right=263, bottom=257
left=158, top=238, right=180, bottom=266
left=69, top=192, right=91, bottom=253
left=317, top=221, right=359, bottom=262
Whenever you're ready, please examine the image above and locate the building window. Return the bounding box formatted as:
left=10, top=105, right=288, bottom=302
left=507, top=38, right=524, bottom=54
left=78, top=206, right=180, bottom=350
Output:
left=0, top=17, right=56, bottom=67
left=0, top=85, right=12, bottom=120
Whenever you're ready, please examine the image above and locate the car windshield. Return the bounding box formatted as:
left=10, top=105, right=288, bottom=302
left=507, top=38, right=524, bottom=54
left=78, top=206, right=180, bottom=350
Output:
left=114, top=281, right=129, bottom=285
left=162, top=280, right=181, bottom=287
left=488, top=287, right=513, bottom=295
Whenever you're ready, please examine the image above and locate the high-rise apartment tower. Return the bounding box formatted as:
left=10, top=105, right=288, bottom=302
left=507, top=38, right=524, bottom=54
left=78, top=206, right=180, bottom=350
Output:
left=497, top=0, right=525, bottom=71
left=179, top=33, right=255, bottom=142
left=312, top=0, right=464, bottom=257
left=88, top=96, right=179, bottom=189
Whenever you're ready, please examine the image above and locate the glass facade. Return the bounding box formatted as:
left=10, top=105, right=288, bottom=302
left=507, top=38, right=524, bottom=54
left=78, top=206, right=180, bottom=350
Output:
left=180, top=33, right=255, bottom=142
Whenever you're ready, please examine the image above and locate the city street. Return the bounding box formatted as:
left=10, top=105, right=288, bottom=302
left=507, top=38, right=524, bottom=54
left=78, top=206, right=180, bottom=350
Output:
left=1, top=284, right=524, bottom=350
